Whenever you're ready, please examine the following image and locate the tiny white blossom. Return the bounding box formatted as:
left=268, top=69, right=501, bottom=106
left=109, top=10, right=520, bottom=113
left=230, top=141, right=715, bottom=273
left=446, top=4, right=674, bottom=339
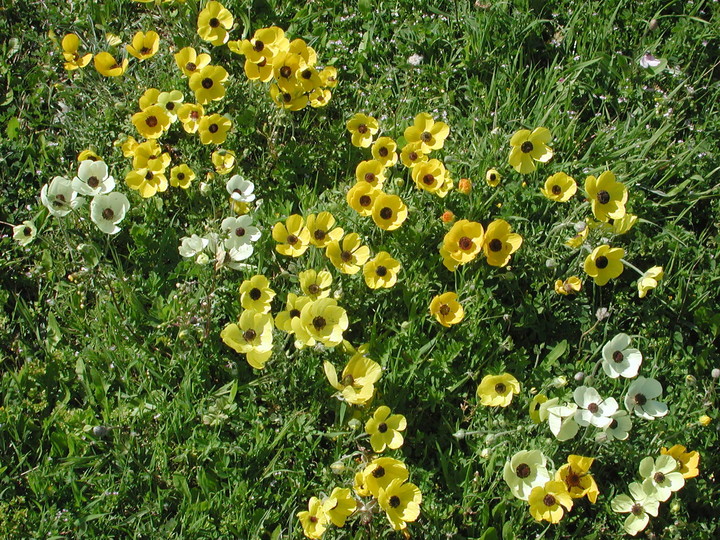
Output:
left=407, top=54, right=424, bottom=66
left=640, top=52, right=661, bottom=68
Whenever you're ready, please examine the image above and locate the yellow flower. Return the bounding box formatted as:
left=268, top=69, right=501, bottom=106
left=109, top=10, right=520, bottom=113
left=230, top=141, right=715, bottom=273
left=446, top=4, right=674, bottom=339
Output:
left=354, top=471, right=371, bottom=497
left=131, top=105, right=171, bottom=139
left=132, top=140, right=170, bottom=172
left=220, top=309, right=274, bottom=369
left=177, top=103, right=204, bottom=134
left=125, top=168, right=168, bottom=198
left=485, top=168, right=501, bottom=187
left=299, top=269, right=332, bottom=300
left=584, top=245, right=624, bottom=286
left=308, top=88, right=332, bottom=108
left=372, top=193, right=408, bottom=231
left=93, top=52, right=128, bottom=77
left=660, top=445, right=700, bottom=479
left=274, top=293, right=312, bottom=334
left=565, top=226, right=589, bottom=248
left=483, top=219, right=522, bottom=267
left=174, top=46, right=211, bottom=77
left=197, top=1, right=234, bottom=46
left=325, top=233, right=370, bottom=274
left=234, top=26, right=289, bottom=64
left=169, top=164, right=195, bottom=189
left=212, top=149, right=236, bottom=174
left=138, top=88, right=160, bottom=111
left=198, top=114, right=231, bottom=145
left=555, top=276, right=582, bottom=295
left=441, top=219, right=484, bottom=269
left=699, top=414, right=712, bottom=426
left=508, top=127, right=554, bottom=174
left=411, top=159, right=447, bottom=195
left=126, top=31, right=160, bottom=60
left=529, top=394, right=548, bottom=423
left=156, top=90, right=184, bottom=122
left=372, top=137, right=398, bottom=167
left=61, top=33, right=92, bottom=70
left=272, top=214, right=311, bottom=257
left=366, top=405, right=406, bottom=452
left=346, top=113, right=379, bottom=148
left=269, top=83, right=309, bottom=111
left=239, top=275, right=276, bottom=313
left=346, top=182, right=380, bottom=216
left=77, top=149, right=101, bottom=162
left=241, top=56, right=275, bottom=82
left=319, top=66, right=338, bottom=87
left=355, top=160, right=387, bottom=189
left=555, top=455, right=599, bottom=503
left=638, top=266, right=664, bottom=298
left=541, top=172, right=577, bottom=202
left=105, top=33, right=121, bottom=47
left=323, top=353, right=382, bottom=405
left=306, top=212, right=344, bottom=249
left=585, top=171, right=628, bottom=222
left=189, top=65, right=229, bottom=105
left=610, top=213, right=637, bottom=234
left=477, top=373, right=520, bottom=407
left=528, top=481, right=573, bottom=523
left=403, top=112, right=450, bottom=152
left=378, top=479, right=422, bottom=531
left=362, top=457, right=409, bottom=498
left=363, top=252, right=401, bottom=289
left=429, top=292, right=464, bottom=327
left=296, top=496, right=328, bottom=540
left=321, top=487, right=356, bottom=528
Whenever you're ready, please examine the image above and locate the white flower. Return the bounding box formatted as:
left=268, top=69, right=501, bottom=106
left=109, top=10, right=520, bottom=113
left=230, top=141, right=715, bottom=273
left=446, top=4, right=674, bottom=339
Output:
left=72, top=160, right=115, bottom=196
left=639, top=52, right=661, bottom=68
left=546, top=402, right=580, bottom=441
left=178, top=234, right=209, bottom=258
left=573, top=386, right=618, bottom=428
left=221, top=215, right=261, bottom=249
left=225, top=175, right=255, bottom=203
left=596, top=410, right=632, bottom=442
left=13, top=220, right=37, bottom=246
left=407, top=54, right=424, bottom=66
left=611, top=482, right=660, bottom=536
left=638, top=455, right=684, bottom=502
left=90, top=192, right=130, bottom=234
left=624, top=376, right=668, bottom=420
left=225, top=244, right=254, bottom=269
left=602, top=333, right=642, bottom=378
left=40, top=176, right=84, bottom=217
left=502, top=450, right=550, bottom=501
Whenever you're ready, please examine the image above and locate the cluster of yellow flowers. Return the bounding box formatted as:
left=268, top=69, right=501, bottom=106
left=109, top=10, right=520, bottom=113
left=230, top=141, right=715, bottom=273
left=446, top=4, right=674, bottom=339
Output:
left=60, top=30, right=160, bottom=76
left=440, top=218, right=523, bottom=271
left=221, top=273, right=350, bottom=369
left=273, top=213, right=402, bottom=289
left=231, top=26, right=338, bottom=110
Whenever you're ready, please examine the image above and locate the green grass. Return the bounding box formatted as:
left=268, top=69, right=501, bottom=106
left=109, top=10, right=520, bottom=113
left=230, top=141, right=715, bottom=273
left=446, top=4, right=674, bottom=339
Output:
left=1, top=0, right=719, bottom=538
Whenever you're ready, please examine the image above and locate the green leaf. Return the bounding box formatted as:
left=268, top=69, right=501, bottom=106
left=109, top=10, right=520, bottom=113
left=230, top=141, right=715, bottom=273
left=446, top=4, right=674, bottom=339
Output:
left=6, top=116, right=19, bottom=139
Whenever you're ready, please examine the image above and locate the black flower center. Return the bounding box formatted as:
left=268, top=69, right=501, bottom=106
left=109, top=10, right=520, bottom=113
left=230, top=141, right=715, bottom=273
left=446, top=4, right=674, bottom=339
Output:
left=372, top=466, right=385, bottom=478
left=279, top=66, right=292, bottom=78
left=243, top=329, right=256, bottom=342
left=489, top=173, right=497, bottom=181
left=634, top=393, right=647, bottom=406
left=177, top=173, right=185, bottom=180
left=521, top=141, right=534, bottom=153
left=314, top=229, right=326, bottom=240
left=375, top=266, right=388, bottom=277
left=552, top=184, right=562, bottom=195
left=359, top=195, right=372, bottom=207
left=595, top=256, right=609, bottom=269
left=23, top=227, right=31, bottom=236
left=202, top=77, right=214, bottom=89
left=654, top=472, right=665, bottom=483
left=209, top=18, right=220, bottom=28
left=301, top=69, right=312, bottom=80
left=209, top=124, right=219, bottom=133
left=409, top=151, right=418, bottom=161
left=186, top=62, right=197, bottom=72
left=631, top=503, right=644, bottom=516
left=597, top=190, right=611, bottom=204
left=88, top=176, right=100, bottom=188
left=389, top=495, right=401, bottom=508
left=146, top=116, right=158, bottom=128
left=340, top=251, right=352, bottom=262
left=379, top=147, right=389, bottom=157
left=378, top=423, right=388, bottom=433
left=140, top=47, right=151, bottom=55
left=516, top=463, right=531, bottom=478
left=588, top=403, right=599, bottom=414
left=543, top=494, right=556, bottom=507
left=566, top=470, right=581, bottom=487
left=253, top=40, right=264, bottom=52
left=379, top=207, right=393, bottom=220
left=489, top=238, right=503, bottom=252
left=286, top=234, right=298, bottom=245
left=289, top=309, right=301, bottom=318
left=249, top=288, right=262, bottom=301
left=613, top=350, right=624, bottom=363
left=423, top=174, right=435, bottom=185
left=439, top=304, right=450, bottom=316
left=364, top=172, right=375, bottom=182
left=495, top=383, right=506, bottom=394
left=102, top=208, right=114, bottom=220
left=609, top=419, right=618, bottom=429
left=312, top=316, right=326, bottom=330
left=145, top=171, right=154, bottom=180
left=166, top=102, right=175, bottom=111
left=282, top=93, right=292, bottom=103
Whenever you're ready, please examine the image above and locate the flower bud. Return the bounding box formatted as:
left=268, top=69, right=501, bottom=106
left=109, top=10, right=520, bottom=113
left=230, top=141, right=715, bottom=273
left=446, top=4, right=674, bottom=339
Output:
left=458, top=177, right=472, bottom=194
left=711, top=368, right=720, bottom=379
left=551, top=376, right=567, bottom=388
left=574, top=371, right=585, bottom=382
left=199, top=181, right=210, bottom=195
left=330, top=461, right=345, bottom=474
left=441, top=210, right=455, bottom=223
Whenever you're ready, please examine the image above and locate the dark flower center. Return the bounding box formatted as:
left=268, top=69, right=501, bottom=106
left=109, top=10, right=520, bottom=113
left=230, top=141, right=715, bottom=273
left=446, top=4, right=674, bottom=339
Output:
left=209, top=18, right=220, bottom=28
left=439, top=304, right=450, bottom=316
left=552, top=184, right=562, bottom=195
left=516, top=463, right=531, bottom=478
left=309, top=516, right=317, bottom=523
left=654, top=472, right=665, bottom=483
left=243, top=329, right=256, bottom=341
left=566, top=470, right=581, bottom=487
left=489, top=173, right=497, bottom=181
left=423, top=174, right=435, bottom=185
left=495, top=383, right=506, bottom=394
left=359, top=195, right=372, bottom=207
left=209, top=124, right=219, bottom=133
left=375, top=265, right=388, bottom=277
left=597, top=190, right=611, bottom=204
left=102, top=208, right=114, bottom=220
left=409, top=151, right=418, bottom=161
left=166, top=102, right=175, bottom=111
left=190, top=111, right=200, bottom=119
left=176, top=173, right=185, bottom=181
left=87, top=176, right=100, bottom=188
left=378, top=423, right=388, bottom=433
left=588, top=402, right=599, bottom=414
left=379, top=207, right=393, bottom=220
left=140, top=47, right=151, bottom=55
left=458, top=236, right=473, bottom=250
left=543, top=494, right=556, bottom=507
left=308, top=284, right=320, bottom=295
left=23, top=227, right=31, bottom=236
left=202, top=77, right=214, bottom=89
left=372, top=466, right=385, bottom=478
left=379, top=147, right=389, bottom=157
left=249, top=288, right=262, bottom=300
left=289, top=309, right=301, bottom=318
left=146, top=116, right=158, bottom=128
left=186, top=62, right=197, bottom=72
left=421, top=131, right=432, bottom=142
left=286, top=234, right=298, bottom=245
left=631, top=503, right=644, bottom=516
left=312, top=316, right=326, bottom=330
left=257, top=58, right=267, bottom=67
left=595, top=256, right=609, bottom=269
left=342, top=374, right=354, bottom=386
left=301, top=69, right=312, bottom=80
left=279, top=66, right=292, bottom=78
left=364, top=172, right=375, bottom=182
left=521, top=141, right=534, bottom=153
left=489, top=239, right=503, bottom=252
left=253, top=40, right=264, bottom=52
left=145, top=171, right=154, bottom=180
left=313, top=229, right=326, bottom=240
left=613, top=350, right=624, bottom=363
left=282, top=93, right=292, bottom=103
left=609, top=419, right=618, bottom=429
left=340, top=251, right=352, bottom=262
left=634, top=393, right=647, bottom=406
left=389, top=495, right=401, bottom=508
left=357, top=124, right=368, bottom=134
